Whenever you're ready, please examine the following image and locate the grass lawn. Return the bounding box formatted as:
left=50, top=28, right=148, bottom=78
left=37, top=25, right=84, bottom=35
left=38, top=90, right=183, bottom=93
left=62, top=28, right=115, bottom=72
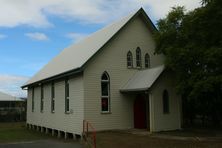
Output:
left=96, top=130, right=222, bottom=148
left=0, top=122, right=52, bottom=143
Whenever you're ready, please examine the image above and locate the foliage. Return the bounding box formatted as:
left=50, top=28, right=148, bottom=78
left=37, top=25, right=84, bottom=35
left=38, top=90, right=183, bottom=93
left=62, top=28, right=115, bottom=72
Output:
left=154, top=0, right=222, bottom=126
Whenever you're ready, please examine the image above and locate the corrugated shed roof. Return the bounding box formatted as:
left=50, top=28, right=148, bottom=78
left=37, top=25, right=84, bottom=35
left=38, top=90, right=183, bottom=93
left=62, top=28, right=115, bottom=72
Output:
left=120, top=65, right=165, bottom=92
left=23, top=9, right=140, bottom=87
left=0, top=91, right=24, bottom=101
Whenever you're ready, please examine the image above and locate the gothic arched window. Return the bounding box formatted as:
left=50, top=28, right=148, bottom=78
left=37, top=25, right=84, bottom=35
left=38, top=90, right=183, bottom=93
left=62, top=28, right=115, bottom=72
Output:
left=136, top=47, right=141, bottom=67
left=127, top=51, right=133, bottom=68
left=101, top=72, right=110, bottom=112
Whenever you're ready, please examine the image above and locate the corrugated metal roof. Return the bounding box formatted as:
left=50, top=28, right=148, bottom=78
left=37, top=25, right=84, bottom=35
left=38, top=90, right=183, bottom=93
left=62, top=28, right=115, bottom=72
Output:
left=120, top=65, right=165, bottom=92
left=0, top=91, right=24, bottom=101
left=23, top=9, right=141, bottom=87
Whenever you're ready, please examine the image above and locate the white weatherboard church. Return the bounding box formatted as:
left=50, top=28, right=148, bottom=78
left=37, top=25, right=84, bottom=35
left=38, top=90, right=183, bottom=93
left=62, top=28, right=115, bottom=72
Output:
left=22, top=8, right=181, bottom=137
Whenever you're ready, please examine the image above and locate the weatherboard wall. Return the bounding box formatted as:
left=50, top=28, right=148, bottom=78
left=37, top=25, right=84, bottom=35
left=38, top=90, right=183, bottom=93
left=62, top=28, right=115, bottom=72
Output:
left=26, top=75, right=84, bottom=135
left=83, top=15, right=164, bottom=131
left=149, top=71, right=181, bottom=132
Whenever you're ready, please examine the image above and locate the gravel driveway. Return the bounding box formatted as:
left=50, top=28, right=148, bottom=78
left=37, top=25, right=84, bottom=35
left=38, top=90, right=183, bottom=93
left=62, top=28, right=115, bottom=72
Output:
left=0, top=139, right=82, bottom=148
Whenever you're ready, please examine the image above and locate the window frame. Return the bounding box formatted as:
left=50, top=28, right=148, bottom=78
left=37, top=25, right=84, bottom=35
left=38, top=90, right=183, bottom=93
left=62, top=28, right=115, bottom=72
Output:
left=51, top=82, right=55, bottom=113
left=145, top=53, right=150, bottom=68
left=101, top=72, right=110, bottom=113
left=40, top=84, right=44, bottom=113
left=65, top=79, right=70, bottom=113
left=136, top=47, right=142, bottom=68
left=31, top=87, right=34, bottom=112
left=163, top=89, right=170, bottom=114
left=127, top=51, right=133, bottom=68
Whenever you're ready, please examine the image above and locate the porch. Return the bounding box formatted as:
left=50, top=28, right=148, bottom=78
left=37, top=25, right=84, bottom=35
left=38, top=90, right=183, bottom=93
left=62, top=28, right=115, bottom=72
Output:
left=120, top=65, right=181, bottom=132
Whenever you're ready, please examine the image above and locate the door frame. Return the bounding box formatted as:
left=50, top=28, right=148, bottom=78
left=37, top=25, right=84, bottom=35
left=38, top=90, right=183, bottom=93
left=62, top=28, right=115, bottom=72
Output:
left=133, top=94, right=149, bottom=129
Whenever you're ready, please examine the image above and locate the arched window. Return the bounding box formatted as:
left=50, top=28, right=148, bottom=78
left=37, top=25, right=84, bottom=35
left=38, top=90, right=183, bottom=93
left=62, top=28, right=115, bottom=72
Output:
left=127, top=51, right=133, bottom=67
left=136, top=47, right=141, bottom=67
left=163, top=90, right=169, bottom=114
left=145, top=53, right=150, bottom=68
left=101, top=72, right=110, bottom=112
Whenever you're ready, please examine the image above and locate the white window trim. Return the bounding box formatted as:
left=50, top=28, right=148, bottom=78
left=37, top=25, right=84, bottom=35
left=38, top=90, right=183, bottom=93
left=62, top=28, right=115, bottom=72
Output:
left=136, top=48, right=142, bottom=68
left=32, top=87, right=34, bottom=112
left=127, top=51, right=133, bottom=68
left=65, top=96, right=70, bottom=113
left=101, top=97, right=110, bottom=113
left=101, top=72, right=110, bottom=113
left=65, top=79, right=70, bottom=113
left=145, top=53, right=150, bottom=68
left=51, top=83, right=55, bottom=113
left=51, top=97, right=55, bottom=113
left=40, top=85, right=44, bottom=113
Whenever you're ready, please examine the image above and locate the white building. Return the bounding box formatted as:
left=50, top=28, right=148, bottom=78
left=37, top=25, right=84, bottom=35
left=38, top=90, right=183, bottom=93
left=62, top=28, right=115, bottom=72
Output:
left=22, top=8, right=181, bottom=137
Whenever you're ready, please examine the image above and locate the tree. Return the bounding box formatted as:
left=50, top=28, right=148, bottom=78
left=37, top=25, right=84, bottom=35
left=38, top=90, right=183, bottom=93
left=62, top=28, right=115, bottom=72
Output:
left=154, top=0, right=222, bottom=126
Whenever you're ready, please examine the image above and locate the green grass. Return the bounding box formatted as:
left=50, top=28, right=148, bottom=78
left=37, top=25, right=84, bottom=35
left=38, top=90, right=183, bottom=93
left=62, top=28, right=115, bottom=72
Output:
left=0, top=122, right=52, bottom=143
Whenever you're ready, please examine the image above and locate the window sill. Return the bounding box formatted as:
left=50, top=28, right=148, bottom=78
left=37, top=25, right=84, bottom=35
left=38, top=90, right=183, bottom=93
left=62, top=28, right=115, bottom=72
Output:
left=128, top=67, right=144, bottom=70
left=127, top=66, right=133, bottom=69
left=65, top=109, right=73, bottom=114
left=65, top=111, right=71, bottom=114
left=101, top=111, right=111, bottom=114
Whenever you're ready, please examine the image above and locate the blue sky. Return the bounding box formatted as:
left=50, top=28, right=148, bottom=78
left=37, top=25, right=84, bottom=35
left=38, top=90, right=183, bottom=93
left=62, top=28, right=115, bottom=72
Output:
left=0, top=16, right=102, bottom=76
left=0, top=0, right=200, bottom=97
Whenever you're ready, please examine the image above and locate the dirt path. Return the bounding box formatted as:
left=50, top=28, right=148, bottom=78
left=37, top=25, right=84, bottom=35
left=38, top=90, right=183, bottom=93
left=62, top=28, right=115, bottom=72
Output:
left=96, top=130, right=222, bottom=148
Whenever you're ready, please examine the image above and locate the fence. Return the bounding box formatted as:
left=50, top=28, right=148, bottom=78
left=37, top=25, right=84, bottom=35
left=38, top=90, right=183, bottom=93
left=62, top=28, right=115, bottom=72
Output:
left=83, top=120, right=96, bottom=148
left=0, top=107, right=26, bottom=122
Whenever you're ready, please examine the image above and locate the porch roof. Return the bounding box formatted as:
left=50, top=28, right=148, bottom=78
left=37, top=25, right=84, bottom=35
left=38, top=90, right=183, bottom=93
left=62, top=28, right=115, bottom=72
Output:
left=120, top=65, right=164, bottom=92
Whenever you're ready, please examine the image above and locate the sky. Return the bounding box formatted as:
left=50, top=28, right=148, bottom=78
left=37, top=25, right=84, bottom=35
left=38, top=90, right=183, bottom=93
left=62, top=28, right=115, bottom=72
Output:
left=0, top=0, right=201, bottom=97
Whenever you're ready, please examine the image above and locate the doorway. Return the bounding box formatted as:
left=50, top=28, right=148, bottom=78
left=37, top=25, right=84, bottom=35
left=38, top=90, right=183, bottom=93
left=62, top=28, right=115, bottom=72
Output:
left=134, top=95, right=147, bottom=129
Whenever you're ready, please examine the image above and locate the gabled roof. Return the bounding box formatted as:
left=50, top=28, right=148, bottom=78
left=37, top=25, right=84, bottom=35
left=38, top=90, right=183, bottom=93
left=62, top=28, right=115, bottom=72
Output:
left=22, top=8, right=156, bottom=88
left=0, top=91, right=24, bottom=101
left=120, top=65, right=165, bottom=92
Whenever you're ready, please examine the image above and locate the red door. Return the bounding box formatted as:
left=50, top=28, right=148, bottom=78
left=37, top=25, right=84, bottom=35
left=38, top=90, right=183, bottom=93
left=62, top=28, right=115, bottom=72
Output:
left=134, top=96, right=146, bottom=129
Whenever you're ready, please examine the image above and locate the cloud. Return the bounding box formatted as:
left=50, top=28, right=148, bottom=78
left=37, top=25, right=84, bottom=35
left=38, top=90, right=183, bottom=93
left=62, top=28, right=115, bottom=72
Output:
left=0, top=34, right=7, bottom=39
left=0, top=0, right=201, bottom=28
left=66, top=32, right=89, bottom=42
left=0, top=0, right=51, bottom=28
left=0, top=74, right=29, bottom=97
left=25, top=32, right=49, bottom=41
